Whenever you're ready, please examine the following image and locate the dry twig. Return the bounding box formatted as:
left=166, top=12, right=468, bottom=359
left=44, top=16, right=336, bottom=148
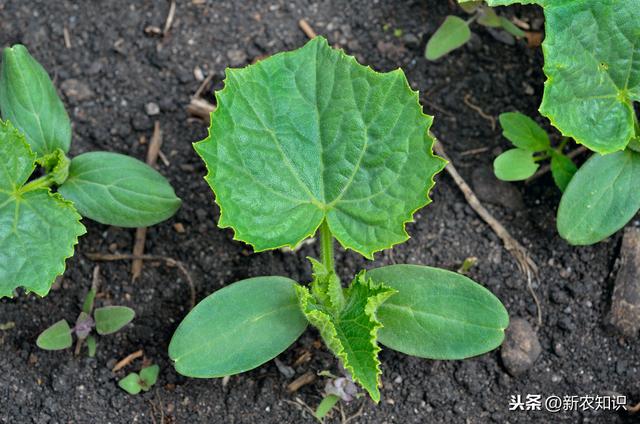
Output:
left=298, top=19, right=317, bottom=39
left=187, top=98, right=216, bottom=122
left=163, top=0, right=177, bottom=36
left=432, top=135, right=538, bottom=276
left=286, top=371, right=316, bottom=393
left=463, top=94, right=496, bottom=130
left=112, top=349, right=144, bottom=372
left=86, top=253, right=196, bottom=310
left=63, top=27, right=72, bottom=49
left=132, top=121, right=163, bottom=281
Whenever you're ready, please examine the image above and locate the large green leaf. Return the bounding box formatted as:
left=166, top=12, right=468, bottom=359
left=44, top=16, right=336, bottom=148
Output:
left=195, top=37, right=445, bottom=259
left=169, top=276, right=307, bottom=377
left=557, top=150, right=640, bottom=245
left=425, top=16, right=471, bottom=61
left=368, top=265, right=509, bottom=359
left=94, top=306, right=135, bottom=335
left=58, top=152, right=181, bottom=227
left=297, top=272, right=395, bottom=402
left=0, top=45, right=71, bottom=156
left=0, top=120, right=85, bottom=298
left=36, top=319, right=73, bottom=350
left=484, top=0, right=639, bottom=153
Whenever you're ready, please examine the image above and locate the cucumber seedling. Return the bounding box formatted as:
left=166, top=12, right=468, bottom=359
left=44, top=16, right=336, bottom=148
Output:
left=119, top=364, right=160, bottom=395
left=0, top=45, right=181, bottom=298
left=426, top=1, right=525, bottom=61
left=169, top=37, right=509, bottom=403
left=487, top=0, right=640, bottom=245
left=37, top=281, right=135, bottom=357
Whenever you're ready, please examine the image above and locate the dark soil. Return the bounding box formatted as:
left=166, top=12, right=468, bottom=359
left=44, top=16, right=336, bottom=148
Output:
left=1, top=1, right=638, bottom=423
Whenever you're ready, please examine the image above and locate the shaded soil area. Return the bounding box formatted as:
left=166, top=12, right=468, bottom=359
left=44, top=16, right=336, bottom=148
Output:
left=1, top=0, right=638, bottom=423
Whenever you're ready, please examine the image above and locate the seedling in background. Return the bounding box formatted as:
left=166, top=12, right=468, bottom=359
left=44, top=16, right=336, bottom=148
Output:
left=118, top=364, right=160, bottom=395
left=486, top=0, right=639, bottom=246
left=36, top=283, right=135, bottom=356
left=0, top=45, right=181, bottom=299
left=426, top=1, right=525, bottom=60
left=168, top=37, right=509, bottom=403
left=493, top=112, right=576, bottom=191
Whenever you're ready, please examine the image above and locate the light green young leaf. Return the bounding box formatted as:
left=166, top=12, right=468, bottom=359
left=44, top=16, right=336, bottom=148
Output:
left=297, top=272, right=396, bottom=402
left=493, top=148, right=539, bottom=181
left=195, top=37, right=444, bottom=259
left=308, top=257, right=345, bottom=314
left=315, top=395, right=340, bottom=420
left=499, top=17, right=526, bottom=38
left=169, top=277, right=307, bottom=377
left=36, top=148, right=70, bottom=185
left=557, top=150, right=640, bottom=245
left=0, top=45, right=71, bottom=156
left=139, top=364, right=160, bottom=389
left=425, top=16, right=471, bottom=61
left=94, top=306, right=135, bottom=335
left=549, top=152, right=577, bottom=192
left=368, top=265, right=509, bottom=359
left=0, top=120, right=85, bottom=298
left=58, top=152, right=181, bottom=228
left=86, top=335, right=97, bottom=357
left=36, top=319, right=73, bottom=350
left=499, top=112, right=549, bottom=152
left=477, top=8, right=502, bottom=28
left=118, top=373, right=143, bottom=395
left=458, top=1, right=483, bottom=14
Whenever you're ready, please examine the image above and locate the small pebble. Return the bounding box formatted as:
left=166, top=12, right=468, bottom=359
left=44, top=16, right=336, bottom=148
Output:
left=501, top=318, right=541, bottom=377
left=145, top=102, right=160, bottom=116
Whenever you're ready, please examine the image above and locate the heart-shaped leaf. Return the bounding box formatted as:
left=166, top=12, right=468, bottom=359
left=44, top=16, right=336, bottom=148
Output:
left=94, top=306, right=135, bottom=335
left=484, top=0, right=639, bottom=154
left=118, top=373, right=143, bottom=395
left=0, top=45, right=71, bottom=156
left=58, top=152, right=181, bottom=228
left=557, top=150, right=640, bottom=245
left=493, top=148, right=539, bottom=181
left=36, top=319, right=73, bottom=350
left=139, top=364, right=160, bottom=389
left=195, top=37, right=445, bottom=259
left=368, top=264, right=509, bottom=359
left=425, top=16, right=471, bottom=61
left=297, top=272, right=395, bottom=402
left=0, top=120, right=85, bottom=298
left=169, top=276, right=307, bottom=377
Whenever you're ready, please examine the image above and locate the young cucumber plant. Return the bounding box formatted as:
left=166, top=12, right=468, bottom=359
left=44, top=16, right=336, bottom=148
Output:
left=426, top=1, right=525, bottom=61
left=119, top=364, right=160, bottom=395
left=0, top=45, right=181, bottom=298
left=487, top=0, right=640, bottom=245
left=493, top=112, right=576, bottom=191
left=37, top=282, right=134, bottom=357
left=168, top=37, right=509, bottom=402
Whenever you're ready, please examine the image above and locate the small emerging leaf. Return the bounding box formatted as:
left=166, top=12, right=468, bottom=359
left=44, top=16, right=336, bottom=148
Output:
left=139, top=364, right=160, bottom=389
left=94, top=306, right=135, bottom=335
left=493, top=148, right=539, bottom=181
left=86, top=335, right=97, bottom=357
left=315, top=395, right=340, bottom=420
left=558, top=150, right=640, bottom=245
left=169, top=277, right=307, bottom=377
left=499, top=112, right=549, bottom=152
left=550, top=152, right=577, bottom=192
left=368, top=265, right=509, bottom=359
left=297, top=272, right=396, bottom=402
left=36, top=319, right=73, bottom=350
left=477, top=8, right=502, bottom=28
left=118, top=373, right=142, bottom=395
left=0, top=45, right=72, bottom=156
left=425, top=16, right=471, bottom=61
left=58, top=152, right=181, bottom=228
left=499, top=17, right=525, bottom=38
left=36, top=148, right=70, bottom=185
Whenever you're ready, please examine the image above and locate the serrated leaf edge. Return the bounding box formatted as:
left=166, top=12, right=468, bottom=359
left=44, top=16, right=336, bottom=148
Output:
left=296, top=272, right=396, bottom=402
left=193, top=36, right=446, bottom=259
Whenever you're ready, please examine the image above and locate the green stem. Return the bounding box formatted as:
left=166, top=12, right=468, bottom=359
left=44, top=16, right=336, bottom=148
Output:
left=319, top=220, right=335, bottom=273
left=533, top=153, right=550, bottom=163
left=19, top=175, right=54, bottom=193
left=555, top=138, right=569, bottom=153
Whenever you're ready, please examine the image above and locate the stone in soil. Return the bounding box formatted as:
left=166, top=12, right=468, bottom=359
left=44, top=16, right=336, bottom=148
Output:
left=501, top=318, right=541, bottom=377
